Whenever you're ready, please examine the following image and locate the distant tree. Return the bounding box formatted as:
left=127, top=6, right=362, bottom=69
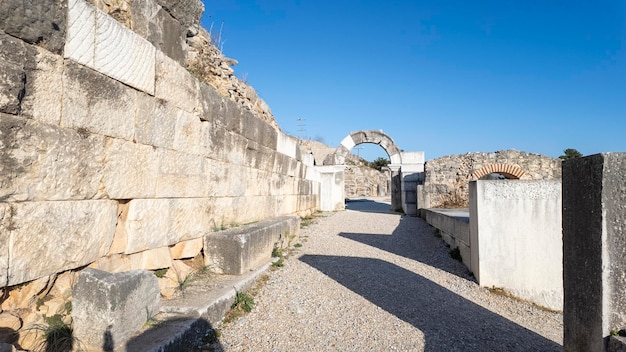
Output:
left=369, top=157, right=390, bottom=171
left=559, top=148, right=583, bottom=160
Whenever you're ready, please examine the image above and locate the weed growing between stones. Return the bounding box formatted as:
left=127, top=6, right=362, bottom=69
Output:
left=294, top=243, right=303, bottom=248
left=153, top=268, right=168, bottom=278
left=223, top=291, right=255, bottom=324
left=28, top=314, right=83, bottom=352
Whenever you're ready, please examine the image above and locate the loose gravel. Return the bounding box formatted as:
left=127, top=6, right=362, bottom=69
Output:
left=213, top=198, right=563, bottom=352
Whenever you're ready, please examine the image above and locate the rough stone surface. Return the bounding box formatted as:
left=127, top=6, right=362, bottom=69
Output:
left=73, top=268, right=160, bottom=351
left=169, top=238, right=204, bottom=259
left=61, top=60, right=137, bottom=141
left=101, top=138, right=159, bottom=199
left=0, top=0, right=67, bottom=54
left=204, top=217, right=299, bottom=275
left=422, top=149, right=561, bottom=208
left=0, top=114, right=106, bottom=202
left=563, top=153, right=626, bottom=352
left=6, top=200, right=117, bottom=286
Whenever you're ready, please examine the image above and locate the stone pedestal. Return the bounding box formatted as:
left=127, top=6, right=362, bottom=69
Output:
left=563, top=153, right=626, bottom=352
left=316, top=165, right=346, bottom=211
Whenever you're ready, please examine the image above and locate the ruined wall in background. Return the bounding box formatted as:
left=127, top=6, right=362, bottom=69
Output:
left=0, top=0, right=317, bottom=345
left=421, top=150, right=561, bottom=208
left=299, top=139, right=389, bottom=198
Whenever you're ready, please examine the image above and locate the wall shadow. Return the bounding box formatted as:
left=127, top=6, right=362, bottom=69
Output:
left=123, top=317, right=223, bottom=352
left=339, top=216, right=473, bottom=280
left=299, top=255, right=561, bottom=351
left=345, top=198, right=393, bottom=214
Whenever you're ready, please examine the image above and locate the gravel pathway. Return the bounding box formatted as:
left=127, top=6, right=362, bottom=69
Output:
left=214, top=198, right=563, bottom=352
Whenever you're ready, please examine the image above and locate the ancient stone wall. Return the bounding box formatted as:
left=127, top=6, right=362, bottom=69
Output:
left=421, top=150, right=561, bottom=208
left=299, top=139, right=388, bottom=198
left=0, top=0, right=317, bottom=347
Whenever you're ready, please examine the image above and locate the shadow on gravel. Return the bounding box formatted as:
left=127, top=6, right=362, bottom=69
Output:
left=124, top=317, right=223, bottom=352
left=345, top=198, right=394, bottom=214
left=299, top=255, right=561, bottom=352
left=340, top=216, right=473, bottom=280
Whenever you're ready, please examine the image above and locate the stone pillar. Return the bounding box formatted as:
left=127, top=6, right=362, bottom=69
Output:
left=399, top=152, right=425, bottom=216
left=388, top=164, right=402, bottom=212
left=563, top=153, right=626, bottom=352
left=316, top=165, right=345, bottom=211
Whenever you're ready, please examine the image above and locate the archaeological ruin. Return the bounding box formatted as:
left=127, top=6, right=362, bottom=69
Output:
left=0, top=0, right=625, bottom=351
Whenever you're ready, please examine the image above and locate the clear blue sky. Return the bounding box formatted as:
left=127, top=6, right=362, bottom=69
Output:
left=200, top=1, right=625, bottom=161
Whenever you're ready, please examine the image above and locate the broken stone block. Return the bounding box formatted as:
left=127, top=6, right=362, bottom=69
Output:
left=73, top=268, right=160, bottom=351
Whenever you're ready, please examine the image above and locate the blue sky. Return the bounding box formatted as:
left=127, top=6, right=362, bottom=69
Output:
left=200, top=1, right=626, bottom=161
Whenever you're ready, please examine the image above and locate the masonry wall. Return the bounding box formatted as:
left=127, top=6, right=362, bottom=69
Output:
left=422, top=149, right=561, bottom=208
left=469, top=180, right=563, bottom=311
left=0, top=0, right=318, bottom=321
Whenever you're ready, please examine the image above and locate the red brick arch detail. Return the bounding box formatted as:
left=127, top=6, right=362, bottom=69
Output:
left=472, top=163, right=525, bottom=180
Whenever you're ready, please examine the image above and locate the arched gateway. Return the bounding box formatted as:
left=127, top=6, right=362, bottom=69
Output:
left=323, top=130, right=402, bottom=165
left=317, top=130, right=424, bottom=216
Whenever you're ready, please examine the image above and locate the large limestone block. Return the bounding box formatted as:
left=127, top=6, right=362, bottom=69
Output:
left=204, top=217, right=298, bottom=275
left=169, top=238, right=203, bottom=259
left=65, top=0, right=156, bottom=94
left=215, top=98, right=244, bottom=135
left=0, top=60, right=25, bottom=116
left=73, top=268, right=160, bottom=351
left=7, top=200, right=117, bottom=286
left=0, top=205, right=10, bottom=283
left=153, top=0, right=204, bottom=29
left=128, top=247, right=172, bottom=270
left=0, top=0, right=67, bottom=54
left=20, top=47, right=64, bottom=125
left=135, top=96, right=176, bottom=149
left=173, top=110, right=202, bottom=155
left=89, top=254, right=131, bottom=273
left=61, top=61, right=137, bottom=141
left=155, top=50, right=200, bottom=114
left=101, top=138, right=159, bottom=199
left=148, top=7, right=186, bottom=65
left=0, top=114, right=106, bottom=201
left=122, top=198, right=215, bottom=254
left=156, top=148, right=205, bottom=197
left=199, top=122, right=228, bottom=160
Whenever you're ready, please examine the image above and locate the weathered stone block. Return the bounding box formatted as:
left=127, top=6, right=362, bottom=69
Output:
left=73, top=268, right=160, bottom=351
left=0, top=114, right=106, bottom=201
left=0, top=205, right=10, bottom=285
left=169, top=238, right=203, bottom=259
left=198, top=83, right=223, bottom=123
left=61, top=61, right=137, bottom=141
left=154, top=0, right=204, bottom=30
left=89, top=254, right=131, bottom=273
left=148, top=7, right=186, bottom=65
left=173, top=110, right=202, bottom=154
left=0, top=0, right=67, bottom=54
left=0, top=59, right=25, bottom=115
left=129, top=246, right=173, bottom=270
left=101, top=138, right=159, bottom=199
left=135, top=94, right=176, bottom=149
left=204, top=217, right=299, bottom=274
left=563, top=153, right=626, bottom=352
left=156, top=148, right=205, bottom=198
left=7, top=200, right=117, bottom=286
left=155, top=50, right=200, bottom=114
left=20, top=47, right=64, bottom=125
left=215, top=98, right=244, bottom=135
left=122, top=198, right=215, bottom=254
left=65, top=0, right=156, bottom=93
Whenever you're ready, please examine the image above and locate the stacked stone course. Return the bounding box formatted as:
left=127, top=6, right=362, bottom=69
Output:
left=0, top=0, right=318, bottom=348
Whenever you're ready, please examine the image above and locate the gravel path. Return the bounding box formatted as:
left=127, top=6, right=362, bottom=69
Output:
left=214, top=198, right=563, bottom=351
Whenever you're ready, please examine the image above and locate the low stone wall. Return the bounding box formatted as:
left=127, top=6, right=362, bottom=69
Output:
left=470, top=180, right=562, bottom=311
left=420, top=209, right=470, bottom=268
left=421, top=150, right=561, bottom=208
left=0, top=0, right=318, bottom=348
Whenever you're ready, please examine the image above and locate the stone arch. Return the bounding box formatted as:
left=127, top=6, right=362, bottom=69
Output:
left=472, top=163, right=525, bottom=180
left=323, top=130, right=402, bottom=165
